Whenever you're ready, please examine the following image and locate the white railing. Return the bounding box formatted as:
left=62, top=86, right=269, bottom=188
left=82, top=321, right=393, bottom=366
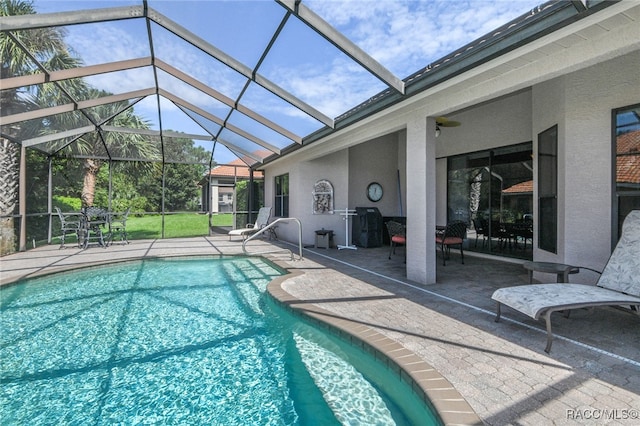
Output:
left=242, top=217, right=303, bottom=260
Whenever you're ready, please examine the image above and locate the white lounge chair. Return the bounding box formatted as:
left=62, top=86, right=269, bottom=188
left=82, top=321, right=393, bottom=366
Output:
left=228, top=207, right=272, bottom=241
left=492, top=210, right=640, bottom=352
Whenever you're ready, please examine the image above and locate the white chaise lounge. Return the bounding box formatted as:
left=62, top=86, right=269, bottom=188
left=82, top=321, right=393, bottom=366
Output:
left=228, top=207, right=272, bottom=241
left=492, top=210, right=640, bottom=353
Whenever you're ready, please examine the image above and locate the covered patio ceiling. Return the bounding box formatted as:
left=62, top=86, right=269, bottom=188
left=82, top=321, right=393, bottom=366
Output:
left=0, top=0, right=404, bottom=167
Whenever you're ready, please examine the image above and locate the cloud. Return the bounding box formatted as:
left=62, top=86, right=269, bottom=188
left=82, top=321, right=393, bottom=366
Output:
left=306, top=0, right=536, bottom=77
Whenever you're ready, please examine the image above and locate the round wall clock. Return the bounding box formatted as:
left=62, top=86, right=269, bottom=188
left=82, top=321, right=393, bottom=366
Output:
left=367, top=182, right=383, bottom=202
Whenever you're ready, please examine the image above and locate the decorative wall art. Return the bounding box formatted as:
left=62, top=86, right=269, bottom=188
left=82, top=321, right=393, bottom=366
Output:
left=312, top=179, right=334, bottom=214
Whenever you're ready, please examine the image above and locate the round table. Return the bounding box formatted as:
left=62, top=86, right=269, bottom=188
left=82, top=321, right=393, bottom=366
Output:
left=522, top=261, right=580, bottom=283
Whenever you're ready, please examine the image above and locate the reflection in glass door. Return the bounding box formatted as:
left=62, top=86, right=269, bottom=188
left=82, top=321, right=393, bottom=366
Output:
left=447, top=142, right=533, bottom=259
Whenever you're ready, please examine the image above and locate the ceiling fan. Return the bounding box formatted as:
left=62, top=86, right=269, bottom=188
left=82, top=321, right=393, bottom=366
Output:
left=435, top=116, right=461, bottom=127
left=435, top=116, right=461, bottom=137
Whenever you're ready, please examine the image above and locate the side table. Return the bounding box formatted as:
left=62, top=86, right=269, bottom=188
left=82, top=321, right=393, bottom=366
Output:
left=522, top=261, right=580, bottom=283
left=314, top=229, right=334, bottom=249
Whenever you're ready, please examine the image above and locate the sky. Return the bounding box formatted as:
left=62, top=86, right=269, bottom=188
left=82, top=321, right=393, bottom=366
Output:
left=30, top=0, right=542, bottom=163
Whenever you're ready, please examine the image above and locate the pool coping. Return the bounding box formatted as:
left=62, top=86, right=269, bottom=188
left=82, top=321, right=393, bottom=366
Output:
left=266, top=268, right=483, bottom=426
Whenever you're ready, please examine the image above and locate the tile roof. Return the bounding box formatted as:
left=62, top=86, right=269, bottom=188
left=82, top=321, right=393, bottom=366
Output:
left=503, top=180, right=533, bottom=194
left=617, top=130, right=640, bottom=185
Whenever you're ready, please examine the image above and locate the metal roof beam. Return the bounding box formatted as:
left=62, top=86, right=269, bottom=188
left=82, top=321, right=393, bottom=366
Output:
left=0, top=58, right=153, bottom=91
left=146, top=7, right=334, bottom=128
left=0, top=89, right=154, bottom=126
left=216, top=137, right=263, bottom=163
left=162, top=130, right=214, bottom=141
left=101, top=126, right=159, bottom=137
left=159, top=89, right=281, bottom=154
left=1, top=5, right=334, bottom=127
left=22, top=125, right=95, bottom=148
left=277, top=0, right=405, bottom=95
left=0, top=5, right=144, bottom=31
left=155, top=59, right=302, bottom=144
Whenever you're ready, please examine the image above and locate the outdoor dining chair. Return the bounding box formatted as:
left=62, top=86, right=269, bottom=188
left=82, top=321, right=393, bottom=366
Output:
left=385, top=220, right=406, bottom=261
left=54, top=207, right=81, bottom=249
left=435, top=220, right=467, bottom=266
left=107, top=207, right=130, bottom=245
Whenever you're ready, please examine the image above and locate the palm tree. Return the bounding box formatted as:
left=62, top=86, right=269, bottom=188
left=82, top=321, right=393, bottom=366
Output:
left=40, top=87, right=157, bottom=207
left=77, top=94, right=157, bottom=208
left=1, top=0, right=159, bottom=255
left=1, top=0, right=72, bottom=255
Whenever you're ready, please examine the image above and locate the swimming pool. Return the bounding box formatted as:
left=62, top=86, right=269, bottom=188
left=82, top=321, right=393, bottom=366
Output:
left=1, top=257, right=439, bottom=425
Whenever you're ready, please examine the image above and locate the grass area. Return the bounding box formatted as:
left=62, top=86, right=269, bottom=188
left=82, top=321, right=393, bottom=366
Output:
left=126, top=213, right=233, bottom=240
left=48, top=213, right=235, bottom=247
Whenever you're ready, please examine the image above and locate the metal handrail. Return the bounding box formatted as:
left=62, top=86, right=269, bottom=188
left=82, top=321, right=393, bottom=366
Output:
left=242, top=217, right=303, bottom=260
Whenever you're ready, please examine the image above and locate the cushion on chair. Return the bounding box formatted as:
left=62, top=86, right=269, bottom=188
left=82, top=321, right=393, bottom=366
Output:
left=436, top=236, right=462, bottom=245
left=391, top=235, right=406, bottom=244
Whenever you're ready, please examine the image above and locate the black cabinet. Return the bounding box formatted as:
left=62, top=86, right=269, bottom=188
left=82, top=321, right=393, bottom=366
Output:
left=352, top=207, right=383, bottom=248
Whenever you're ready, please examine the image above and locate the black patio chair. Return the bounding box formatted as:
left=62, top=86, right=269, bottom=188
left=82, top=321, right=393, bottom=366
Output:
left=471, top=218, right=486, bottom=248
left=435, top=220, right=466, bottom=266
left=385, top=220, right=406, bottom=261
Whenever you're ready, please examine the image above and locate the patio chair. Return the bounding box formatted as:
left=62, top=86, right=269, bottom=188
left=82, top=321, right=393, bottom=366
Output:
left=492, top=210, right=640, bottom=352
left=385, top=220, right=406, bottom=261
left=107, top=207, right=130, bottom=246
left=435, top=220, right=467, bottom=266
left=54, top=207, right=81, bottom=249
left=228, top=207, right=272, bottom=241
left=471, top=218, right=486, bottom=248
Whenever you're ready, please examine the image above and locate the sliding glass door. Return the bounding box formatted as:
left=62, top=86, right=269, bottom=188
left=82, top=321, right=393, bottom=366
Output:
left=447, top=142, right=533, bottom=259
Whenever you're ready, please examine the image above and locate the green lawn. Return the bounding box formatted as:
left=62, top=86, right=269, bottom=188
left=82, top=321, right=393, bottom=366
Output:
left=125, top=213, right=233, bottom=239
left=48, top=213, right=238, bottom=247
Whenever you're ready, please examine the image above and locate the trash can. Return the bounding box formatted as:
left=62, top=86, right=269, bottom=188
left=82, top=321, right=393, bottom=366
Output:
left=314, top=229, right=334, bottom=249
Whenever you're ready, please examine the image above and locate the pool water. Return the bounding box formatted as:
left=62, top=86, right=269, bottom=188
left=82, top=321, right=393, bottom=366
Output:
left=1, top=257, right=439, bottom=425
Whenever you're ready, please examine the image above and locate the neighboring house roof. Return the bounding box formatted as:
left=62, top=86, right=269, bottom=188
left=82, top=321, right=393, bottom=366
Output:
left=617, top=130, right=640, bottom=185
left=503, top=180, right=533, bottom=195
left=202, top=155, right=266, bottom=184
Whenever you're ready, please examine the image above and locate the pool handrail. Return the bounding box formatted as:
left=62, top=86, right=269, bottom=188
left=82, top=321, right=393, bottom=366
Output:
left=242, top=217, right=303, bottom=260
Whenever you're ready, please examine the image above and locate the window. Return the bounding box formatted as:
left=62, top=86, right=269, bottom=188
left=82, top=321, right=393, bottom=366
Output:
left=274, top=174, right=289, bottom=217
left=613, top=104, right=640, bottom=244
left=538, top=125, right=557, bottom=253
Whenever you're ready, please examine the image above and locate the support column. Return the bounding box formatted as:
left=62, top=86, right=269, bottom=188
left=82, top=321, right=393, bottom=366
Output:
left=406, top=114, right=437, bottom=284
left=19, top=144, right=26, bottom=252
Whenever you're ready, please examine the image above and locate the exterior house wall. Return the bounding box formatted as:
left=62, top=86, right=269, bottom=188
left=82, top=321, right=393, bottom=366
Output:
left=532, top=76, right=566, bottom=265
left=259, top=2, right=639, bottom=284
left=266, top=150, right=350, bottom=246
left=560, top=52, right=640, bottom=276
left=348, top=133, right=402, bottom=217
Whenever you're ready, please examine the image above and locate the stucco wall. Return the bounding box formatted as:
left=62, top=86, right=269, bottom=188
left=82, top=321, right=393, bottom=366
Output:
left=348, top=133, right=403, bottom=217
left=557, top=52, right=640, bottom=274
left=265, top=150, right=350, bottom=246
